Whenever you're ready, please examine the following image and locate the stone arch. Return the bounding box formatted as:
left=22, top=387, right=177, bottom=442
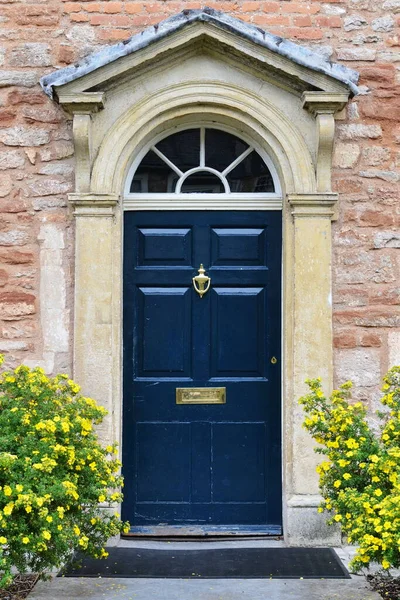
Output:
left=91, top=82, right=316, bottom=197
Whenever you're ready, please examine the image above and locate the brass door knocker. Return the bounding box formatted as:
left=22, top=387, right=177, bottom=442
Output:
left=193, top=264, right=211, bottom=298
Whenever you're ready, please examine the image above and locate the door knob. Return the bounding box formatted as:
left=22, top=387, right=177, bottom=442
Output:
left=193, top=264, right=211, bottom=298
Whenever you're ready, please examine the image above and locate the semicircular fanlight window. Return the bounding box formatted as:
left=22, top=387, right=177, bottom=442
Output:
left=129, top=128, right=275, bottom=194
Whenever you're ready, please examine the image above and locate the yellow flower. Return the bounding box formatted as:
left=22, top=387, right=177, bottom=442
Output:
left=98, top=495, right=106, bottom=503
left=374, top=489, right=383, bottom=497
left=3, top=486, right=12, bottom=497
left=91, top=518, right=97, bottom=525
left=343, top=473, right=351, bottom=480
left=73, top=525, right=80, bottom=536
left=42, top=530, right=51, bottom=540
left=333, top=480, right=341, bottom=488
left=57, top=525, right=63, bottom=531
left=334, top=514, right=342, bottom=522
left=0, top=536, right=7, bottom=544
left=16, top=484, right=23, bottom=492
left=22, top=537, right=30, bottom=544
left=25, top=505, right=32, bottom=513
left=382, top=559, right=390, bottom=570
left=46, top=516, right=53, bottom=523
left=370, top=455, right=379, bottom=463
left=4, top=502, right=14, bottom=516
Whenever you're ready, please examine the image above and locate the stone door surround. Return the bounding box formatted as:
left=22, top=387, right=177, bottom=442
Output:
left=41, top=9, right=358, bottom=545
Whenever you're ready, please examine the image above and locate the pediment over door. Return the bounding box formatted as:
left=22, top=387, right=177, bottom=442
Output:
left=41, top=7, right=358, bottom=100
left=40, top=8, right=359, bottom=198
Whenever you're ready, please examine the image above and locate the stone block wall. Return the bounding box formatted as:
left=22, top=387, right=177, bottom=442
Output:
left=0, top=0, right=399, bottom=403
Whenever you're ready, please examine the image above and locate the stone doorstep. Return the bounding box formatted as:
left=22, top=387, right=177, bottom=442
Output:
left=28, top=543, right=381, bottom=600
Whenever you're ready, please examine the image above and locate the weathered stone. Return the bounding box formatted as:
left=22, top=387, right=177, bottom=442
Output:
left=389, top=332, right=400, bottom=368
left=7, top=89, right=45, bottom=105
left=372, top=15, right=395, bottom=31
left=27, top=178, right=72, bottom=196
left=38, top=161, right=74, bottom=176
left=360, top=64, right=396, bottom=85
left=374, top=231, right=400, bottom=248
left=0, top=173, right=12, bottom=197
left=369, top=287, right=400, bottom=305
left=0, top=70, right=37, bottom=87
left=355, top=311, right=400, bottom=327
left=336, top=348, right=381, bottom=387
left=359, top=209, right=394, bottom=227
left=0, top=199, right=27, bottom=213
left=362, top=146, right=391, bottom=166
left=334, top=331, right=357, bottom=348
left=344, top=14, right=367, bottom=31
left=347, top=102, right=359, bottom=120
left=0, top=268, right=8, bottom=286
left=0, top=229, right=30, bottom=246
left=25, top=149, right=36, bottom=165
left=359, top=170, right=399, bottom=182
left=0, top=339, right=28, bottom=351
left=0, top=150, right=24, bottom=169
left=333, top=142, right=360, bottom=168
left=361, top=97, right=400, bottom=121
left=1, top=321, right=36, bottom=339
left=337, top=124, right=382, bottom=140
left=383, top=0, right=400, bottom=11
left=0, top=249, right=34, bottom=263
left=321, top=5, right=347, bottom=15
left=65, top=24, right=96, bottom=44
left=360, top=333, right=382, bottom=347
left=0, top=291, right=35, bottom=319
left=377, top=51, right=400, bottom=62
left=8, top=43, right=52, bottom=67
left=32, top=197, right=67, bottom=210
left=0, top=48, right=5, bottom=67
left=39, top=141, right=74, bottom=161
left=0, top=126, right=49, bottom=146
left=352, top=34, right=380, bottom=45
left=23, top=105, right=63, bottom=124
left=336, top=47, right=376, bottom=61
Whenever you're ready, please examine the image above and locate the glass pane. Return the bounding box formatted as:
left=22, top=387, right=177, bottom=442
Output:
left=206, top=128, right=248, bottom=172
left=181, top=172, right=224, bottom=193
left=130, top=150, right=177, bottom=193
left=226, top=151, right=275, bottom=192
left=155, top=129, right=200, bottom=172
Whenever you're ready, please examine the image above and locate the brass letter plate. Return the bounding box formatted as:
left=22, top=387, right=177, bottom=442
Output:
left=176, top=387, right=226, bottom=404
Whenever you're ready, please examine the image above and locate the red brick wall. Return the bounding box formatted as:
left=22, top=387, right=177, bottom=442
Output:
left=0, top=1, right=399, bottom=398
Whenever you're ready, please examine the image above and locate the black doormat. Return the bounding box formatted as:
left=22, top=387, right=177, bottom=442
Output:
left=60, top=547, right=350, bottom=579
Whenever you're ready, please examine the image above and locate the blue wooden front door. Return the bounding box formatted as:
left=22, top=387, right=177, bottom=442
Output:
left=123, top=211, right=282, bottom=532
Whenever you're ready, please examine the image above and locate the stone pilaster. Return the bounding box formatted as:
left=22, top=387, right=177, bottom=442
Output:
left=68, top=193, right=121, bottom=449
left=285, top=193, right=340, bottom=546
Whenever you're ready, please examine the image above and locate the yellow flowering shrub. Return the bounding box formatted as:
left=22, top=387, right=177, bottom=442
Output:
left=0, top=356, right=129, bottom=588
left=299, top=366, right=400, bottom=573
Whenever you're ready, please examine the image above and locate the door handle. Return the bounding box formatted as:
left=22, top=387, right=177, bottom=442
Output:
left=193, top=264, right=211, bottom=298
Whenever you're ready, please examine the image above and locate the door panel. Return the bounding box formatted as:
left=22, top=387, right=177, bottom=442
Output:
left=137, top=287, right=192, bottom=377
left=123, top=211, right=282, bottom=531
left=211, top=288, right=265, bottom=377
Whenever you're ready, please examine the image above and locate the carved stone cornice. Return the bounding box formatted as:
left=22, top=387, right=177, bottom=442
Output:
left=302, top=92, right=349, bottom=115
left=288, top=193, right=338, bottom=218
left=302, top=92, right=349, bottom=193
left=57, top=92, right=105, bottom=114
left=68, top=193, right=119, bottom=217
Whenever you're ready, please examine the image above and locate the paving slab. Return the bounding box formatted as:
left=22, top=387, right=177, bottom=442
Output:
left=29, top=541, right=380, bottom=600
